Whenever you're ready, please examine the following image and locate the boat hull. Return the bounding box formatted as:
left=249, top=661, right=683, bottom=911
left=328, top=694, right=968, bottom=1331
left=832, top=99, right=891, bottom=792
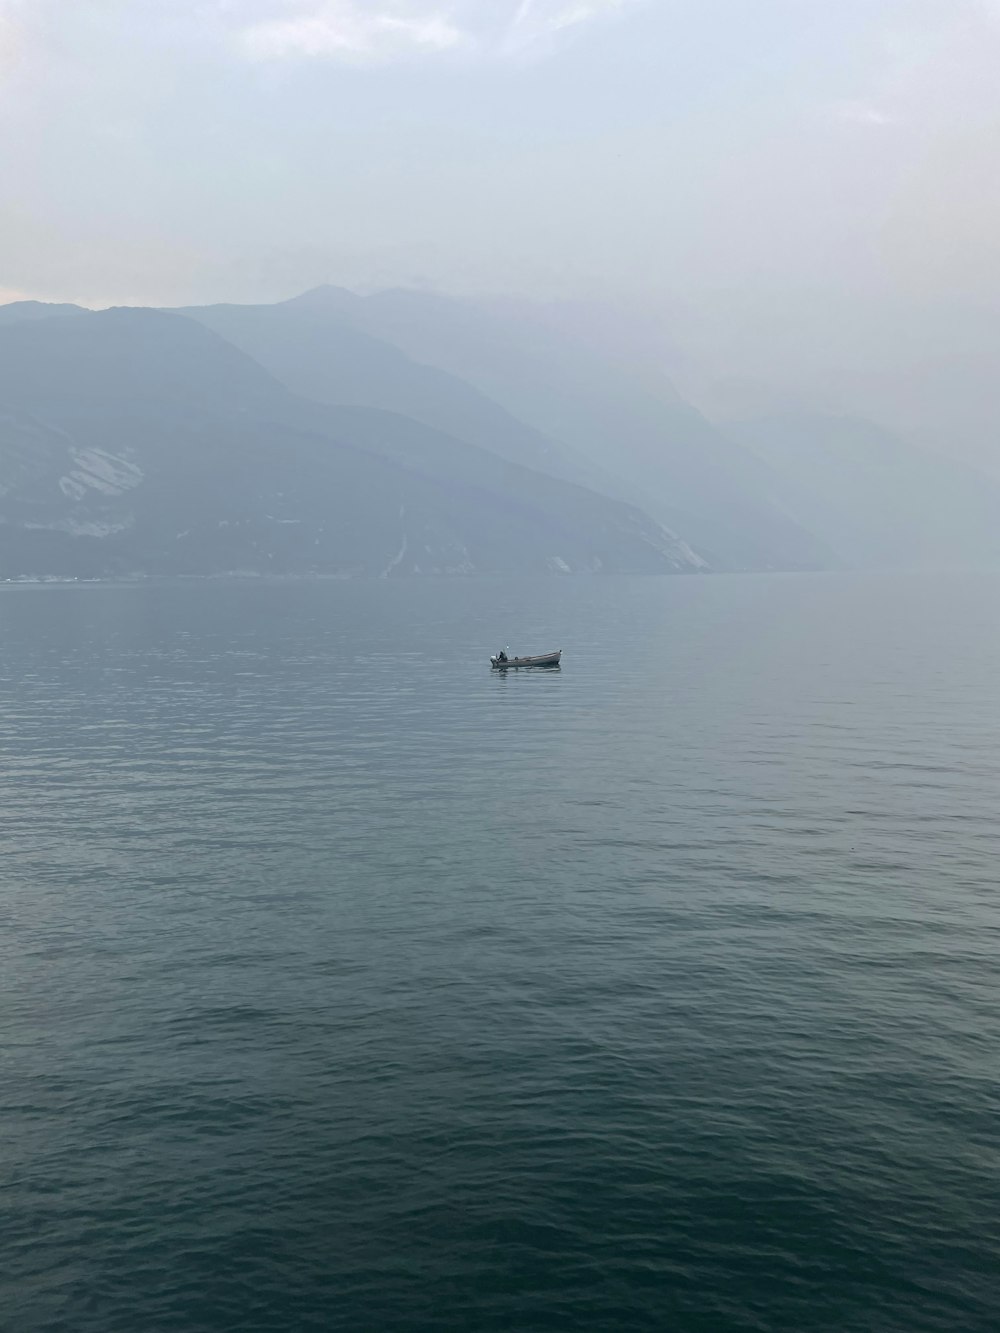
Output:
left=490, top=650, right=561, bottom=670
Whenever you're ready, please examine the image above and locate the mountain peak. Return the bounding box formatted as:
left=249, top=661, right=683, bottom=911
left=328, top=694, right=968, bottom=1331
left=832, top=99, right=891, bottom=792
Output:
left=282, top=285, right=361, bottom=312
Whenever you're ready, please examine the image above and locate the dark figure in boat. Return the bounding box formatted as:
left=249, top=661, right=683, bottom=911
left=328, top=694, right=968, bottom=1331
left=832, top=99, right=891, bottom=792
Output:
left=496, top=649, right=508, bottom=663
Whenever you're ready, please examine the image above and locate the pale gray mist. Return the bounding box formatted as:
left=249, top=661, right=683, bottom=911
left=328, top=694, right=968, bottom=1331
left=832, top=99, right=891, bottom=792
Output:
left=4, top=0, right=1000, bottom=471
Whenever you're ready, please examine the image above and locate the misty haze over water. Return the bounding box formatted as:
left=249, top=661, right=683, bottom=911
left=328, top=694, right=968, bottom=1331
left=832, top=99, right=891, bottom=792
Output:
left=3, top=3, right=1000, bottom=1331
left=6, top=5, right=1000, bottom=581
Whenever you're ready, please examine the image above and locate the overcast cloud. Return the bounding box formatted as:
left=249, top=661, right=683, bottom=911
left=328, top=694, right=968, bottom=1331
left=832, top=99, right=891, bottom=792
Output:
left=238, top=1, right=634, bottom=63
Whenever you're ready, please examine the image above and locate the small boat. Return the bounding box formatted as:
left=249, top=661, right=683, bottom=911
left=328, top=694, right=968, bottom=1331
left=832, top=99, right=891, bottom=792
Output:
left=490, top=649, right=562, bottom=670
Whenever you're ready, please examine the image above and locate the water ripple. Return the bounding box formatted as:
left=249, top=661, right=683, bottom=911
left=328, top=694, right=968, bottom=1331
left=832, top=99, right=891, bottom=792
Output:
left=1, top=574, right=999, bottom=1332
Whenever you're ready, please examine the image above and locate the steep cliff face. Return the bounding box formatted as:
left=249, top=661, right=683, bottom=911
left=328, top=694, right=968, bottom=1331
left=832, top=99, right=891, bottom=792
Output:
left=0, top=308, right=705, bottom=579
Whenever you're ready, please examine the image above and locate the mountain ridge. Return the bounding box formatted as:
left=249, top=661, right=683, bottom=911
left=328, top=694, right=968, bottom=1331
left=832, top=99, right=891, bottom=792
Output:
left=282, top=286, right=833, bottom=571
left=4, top=288, right=997, bottom=576
left=0, top=306, right=704, bottom=579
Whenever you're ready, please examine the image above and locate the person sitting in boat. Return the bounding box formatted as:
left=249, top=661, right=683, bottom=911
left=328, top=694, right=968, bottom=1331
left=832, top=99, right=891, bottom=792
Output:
left=497, top=649, right=508, bottom=663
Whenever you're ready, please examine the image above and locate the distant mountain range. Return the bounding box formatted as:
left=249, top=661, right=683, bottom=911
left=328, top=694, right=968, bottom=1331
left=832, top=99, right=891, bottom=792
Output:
left=0, top=289, right=998, bottom=580
left=0, top=304, right=700, bottom=579
left=204, top=286, right=830, bottom=573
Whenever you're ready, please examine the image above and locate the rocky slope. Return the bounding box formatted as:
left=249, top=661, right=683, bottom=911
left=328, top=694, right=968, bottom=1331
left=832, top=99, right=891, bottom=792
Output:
left=0, top=306, right=704, bottom=579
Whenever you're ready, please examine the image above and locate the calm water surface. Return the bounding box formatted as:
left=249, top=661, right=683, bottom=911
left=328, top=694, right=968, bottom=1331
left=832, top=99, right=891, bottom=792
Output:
left=2, top=574, right=999, bottom=1332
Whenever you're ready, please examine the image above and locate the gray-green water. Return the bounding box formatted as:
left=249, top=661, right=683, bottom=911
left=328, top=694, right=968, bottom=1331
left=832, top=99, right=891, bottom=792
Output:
left=2, top=574, right=999, bottom=1332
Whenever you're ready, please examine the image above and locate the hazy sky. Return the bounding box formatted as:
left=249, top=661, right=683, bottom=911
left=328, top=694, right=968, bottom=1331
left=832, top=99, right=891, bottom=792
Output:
left=2, top=1, right=1000, bottom=458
